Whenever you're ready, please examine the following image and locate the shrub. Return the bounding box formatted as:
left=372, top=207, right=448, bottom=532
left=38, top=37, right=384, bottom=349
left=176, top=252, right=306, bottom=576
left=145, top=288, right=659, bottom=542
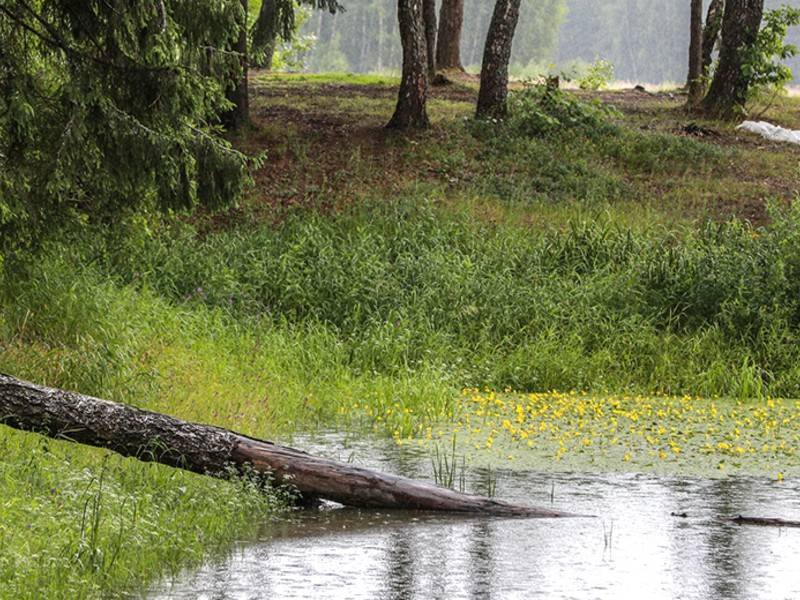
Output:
left=577, top=58, right=615, bottom=91
left=506, top=83, right=619, bottom=138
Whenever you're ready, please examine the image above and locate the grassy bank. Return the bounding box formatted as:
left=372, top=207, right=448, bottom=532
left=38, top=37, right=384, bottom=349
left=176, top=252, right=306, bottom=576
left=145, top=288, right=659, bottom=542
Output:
left=2, top=73, right=800, bottom=597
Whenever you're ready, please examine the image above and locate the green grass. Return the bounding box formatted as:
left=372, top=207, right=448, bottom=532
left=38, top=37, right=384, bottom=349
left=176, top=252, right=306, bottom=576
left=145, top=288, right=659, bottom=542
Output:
left=3, top=73, right=800, bottom=597
left=0, top=433, right=280, bottom=599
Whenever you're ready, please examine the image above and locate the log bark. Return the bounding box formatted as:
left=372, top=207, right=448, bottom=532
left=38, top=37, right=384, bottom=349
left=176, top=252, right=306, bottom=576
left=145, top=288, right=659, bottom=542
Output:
left=476, top=0, right=522, bottom=120
left=0, top=374, right=574, bottom=517
left=436, top=0, right=465, bottom=71
left=387, top=0, right=430, bottom=129
left=702, top=0, right=764, bottom=119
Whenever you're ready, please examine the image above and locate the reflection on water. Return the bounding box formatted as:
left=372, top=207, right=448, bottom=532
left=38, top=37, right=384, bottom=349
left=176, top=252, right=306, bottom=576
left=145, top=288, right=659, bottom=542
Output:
left=148, top=433, right=800, bottom=600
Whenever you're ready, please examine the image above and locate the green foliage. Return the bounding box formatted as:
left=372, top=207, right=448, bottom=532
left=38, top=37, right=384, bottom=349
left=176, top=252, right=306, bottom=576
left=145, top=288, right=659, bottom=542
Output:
left=506, top=83, right=619, bottom=138
left=742, top=5, right=800, bottom=103
left=0, top=1, right=252, bottom=251
left=577, top=58, right=615, bottom=91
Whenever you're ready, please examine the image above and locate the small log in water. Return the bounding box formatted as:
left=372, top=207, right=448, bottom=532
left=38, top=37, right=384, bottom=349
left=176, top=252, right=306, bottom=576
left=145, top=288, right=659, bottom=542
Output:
left=731, top=516, right=800, bottom=528
left=0, top=374, right=576, bottom=517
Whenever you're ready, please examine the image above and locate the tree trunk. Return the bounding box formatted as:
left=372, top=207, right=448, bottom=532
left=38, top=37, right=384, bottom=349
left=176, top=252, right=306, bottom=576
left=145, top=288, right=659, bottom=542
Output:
left=423, top=0, right=437, bottom=78
left=702, top=0, right=726, bottom=77
left=222, top=0, right=250, bottom=130
left=0, top=374, right=578, bottom=517
left=476, top=0, right=522, bottom=120
left=387, top=0, right=430, bottom=129
left=702, top=0, right=764, bottom=119
left=687, top=0, right=705, bottom=106
left=252, top=0, right=279, bottom=70
left=436, top=0, right=464, bottom=71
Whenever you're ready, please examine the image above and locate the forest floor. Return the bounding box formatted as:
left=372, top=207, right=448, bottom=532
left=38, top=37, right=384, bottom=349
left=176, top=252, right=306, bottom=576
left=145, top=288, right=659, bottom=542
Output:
left=214, top=71, right=800, bottom=231
left=2, top=73, right=800, bottom=598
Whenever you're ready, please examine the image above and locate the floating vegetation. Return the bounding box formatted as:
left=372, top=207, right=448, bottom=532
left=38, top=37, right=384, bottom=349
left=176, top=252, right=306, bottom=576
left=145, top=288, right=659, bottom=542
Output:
left=375, top=389, right=800, bottom=478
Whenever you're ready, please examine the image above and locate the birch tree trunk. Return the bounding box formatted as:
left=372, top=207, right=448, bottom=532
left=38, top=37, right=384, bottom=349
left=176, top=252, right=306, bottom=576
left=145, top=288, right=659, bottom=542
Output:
left=388, top=0, right=430, bottom=129
left=476, top=0, right=522, bottom=120
left=423, top=0, right=438, bottom=78
left=703, top=0, right=764, bottom=119
left=702, top=0, right=726, bottom=77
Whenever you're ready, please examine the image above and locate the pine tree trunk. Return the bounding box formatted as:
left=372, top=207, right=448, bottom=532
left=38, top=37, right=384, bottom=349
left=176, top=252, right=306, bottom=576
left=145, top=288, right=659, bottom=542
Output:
left=702, top=0, right=726, bottom=76
left=702, top=0, right=764, bottom=119
left=222, top=0, right=250, bottom=130
left=252, top=0, right=279, bottom=70
left=0, top=374, right=579, bottom=517
left=423, top=0, right=438, bottom=78
left=388, top=0, right=430, bottom=129
left=687, top=0, right=705, bottom=106
left=476, top=0, right=522, bottom=120
left=436, top=0, right=464, bottom=71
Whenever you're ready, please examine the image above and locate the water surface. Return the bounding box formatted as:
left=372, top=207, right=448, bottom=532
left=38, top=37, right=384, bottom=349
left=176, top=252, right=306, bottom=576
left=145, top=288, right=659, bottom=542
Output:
left=149, top=433, right=800, bottom=600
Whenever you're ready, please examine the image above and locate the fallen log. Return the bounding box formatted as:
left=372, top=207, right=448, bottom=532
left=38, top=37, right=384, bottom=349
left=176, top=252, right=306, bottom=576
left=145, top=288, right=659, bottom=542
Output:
left=731, top=515, right=800, bottom=528
left=0, top=374, right=577, bottom=517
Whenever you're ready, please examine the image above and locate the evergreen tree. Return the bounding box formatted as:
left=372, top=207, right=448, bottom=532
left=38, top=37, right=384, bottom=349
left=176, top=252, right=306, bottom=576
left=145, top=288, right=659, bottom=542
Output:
left=0, top=0, right=249, bottom=248
left=223, top=0, right=251, bottom=130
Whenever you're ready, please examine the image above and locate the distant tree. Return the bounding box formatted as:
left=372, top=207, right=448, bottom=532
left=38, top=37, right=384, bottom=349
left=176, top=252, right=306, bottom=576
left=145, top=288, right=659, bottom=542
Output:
left=702, top=0, right=727, bottom=76
left=423, top=0, right=438, bottom=78
left=687, top=0, right=705, bottom=106
left=388, top=0, right=430, bottom=128
left=703, top=0, right=765, bottom=118
left=476, top=0, right=523, bottom=119
left=437, top=0, right=465, bottom=71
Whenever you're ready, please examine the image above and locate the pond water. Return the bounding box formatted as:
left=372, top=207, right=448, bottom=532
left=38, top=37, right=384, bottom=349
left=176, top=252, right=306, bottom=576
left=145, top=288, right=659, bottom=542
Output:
left=148, top=433, right=800, bottom=600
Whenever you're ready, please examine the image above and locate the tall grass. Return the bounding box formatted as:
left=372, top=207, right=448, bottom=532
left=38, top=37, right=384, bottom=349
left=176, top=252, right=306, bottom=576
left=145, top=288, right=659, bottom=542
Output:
left=57, top=198, right=800, bottom=399
left=0, top=430, right=282, bottom=599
